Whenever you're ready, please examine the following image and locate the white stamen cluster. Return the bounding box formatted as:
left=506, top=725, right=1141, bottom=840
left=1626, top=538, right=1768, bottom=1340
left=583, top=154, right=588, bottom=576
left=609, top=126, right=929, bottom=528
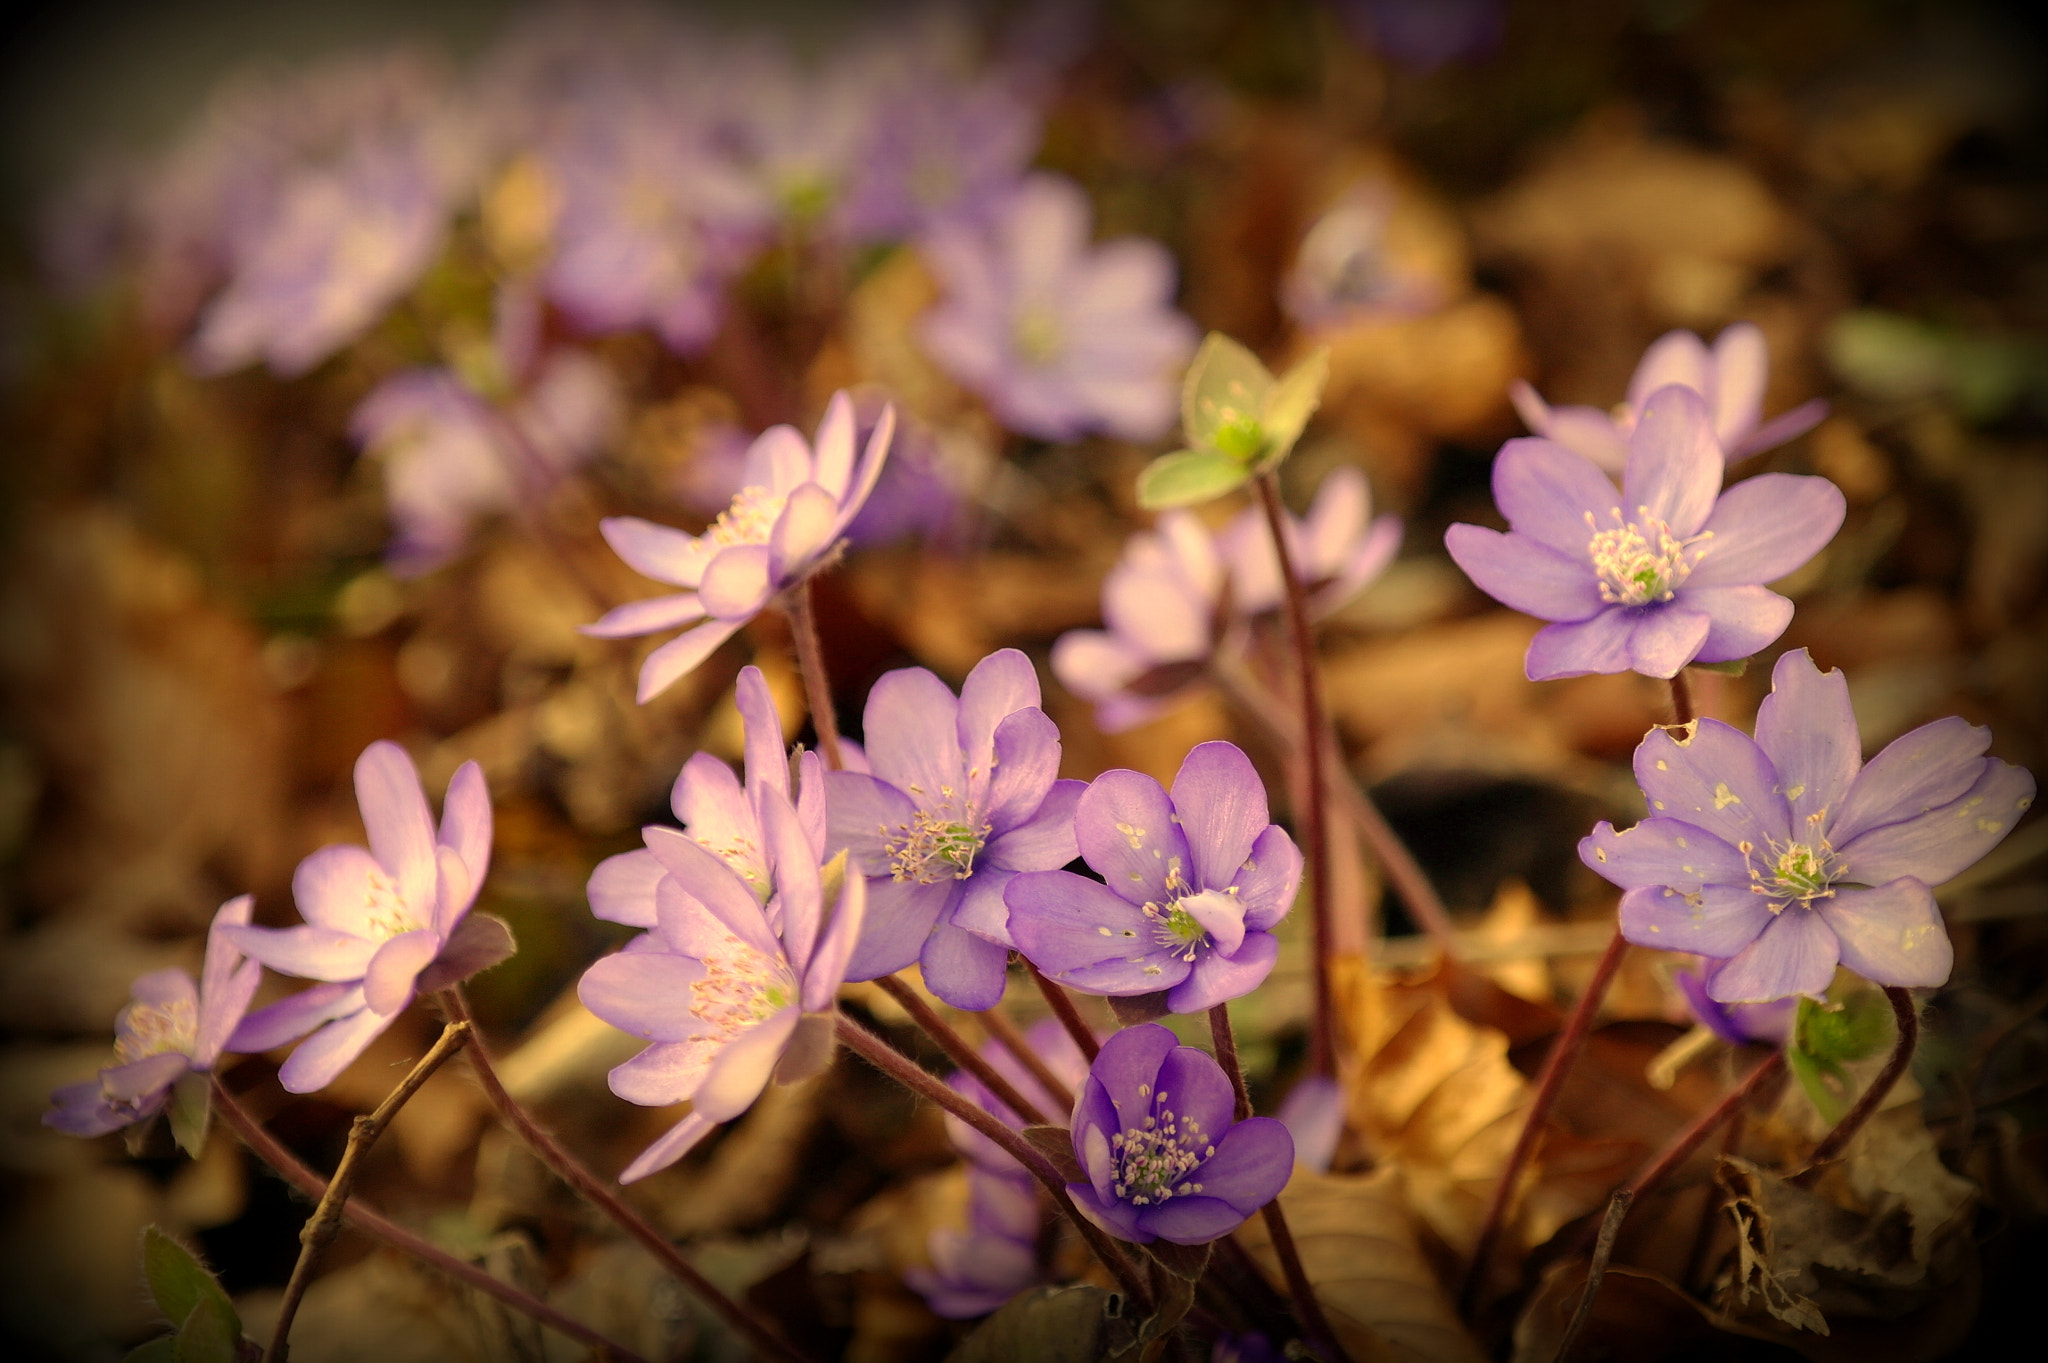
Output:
left=708, top=485, right=788, bottom=547
left=1739, top=814, right=1843, bottom=910
left=688, top=934, right=793, bottom=1041
left=883, top=808, right=990, bottom=885
left=113, top=997, right=198, bottom=1066
left=1109, top=1084, right=1216, bottom=1206
left=1585, top=506, right=1711, bottom=606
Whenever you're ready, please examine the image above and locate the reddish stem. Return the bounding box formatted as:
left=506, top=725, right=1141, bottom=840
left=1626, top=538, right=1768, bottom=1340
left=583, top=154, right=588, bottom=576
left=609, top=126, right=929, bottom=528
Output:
left=1795, top=986, right=1920, bottom=1184
left=1025, top=958, right=1102, bottom=1063
left=784, top=579, right=846, bottom=772
left=874, top=973, right=1053, bottom=1127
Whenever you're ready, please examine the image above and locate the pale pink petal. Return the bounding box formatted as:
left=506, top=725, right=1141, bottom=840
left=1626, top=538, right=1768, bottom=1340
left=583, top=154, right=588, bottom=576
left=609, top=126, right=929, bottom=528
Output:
left=277, top=1005, right=397, bottom=1094
left=636, top=619, right=743, bottom=702
left=691, top=1006, right=799, bottom=1122
left=697, top=545, right=774, bottom=620
left=363, top=929, right=439, bottom=1015
left=355, top=741, right=438, bottom=914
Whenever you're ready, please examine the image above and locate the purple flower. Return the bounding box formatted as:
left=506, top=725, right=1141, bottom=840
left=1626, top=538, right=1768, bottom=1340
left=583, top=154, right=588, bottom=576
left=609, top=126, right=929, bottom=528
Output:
left=1445, top=386, right=1846, bottom=681
left=1281, top=189, right=1443, bottom=329
left=1581, top=649, right=2035, bottom=1002
left=839, top=71, right=1041, bottom=243
left=583, top=391, right=894, bottom=702
left=1335, top=0, right=1504, bottom=71
left=828, top=649, right=1085, bottom=1010
left=1066, top=1024, right=1294, bottom=1245
left=1275, top=1074, right=1346, bottom=1175
left=1511, top=323, right=1828, bottom=476
left=905, top=1168, right=1044, bottom=1318
left=1217, top=466, right=1402, bottom=619
left=945, top=1017, right=1094, bottom=1173
left=225, top=743, right=500, bottom=1094
left=1007, top=743, right=1300, bottom=1013
left=1674, top=958, right=1794, bottom=1046
left=46, top=897, right=262, bottom=1152
left=919, top=173, right=1198, bottom=442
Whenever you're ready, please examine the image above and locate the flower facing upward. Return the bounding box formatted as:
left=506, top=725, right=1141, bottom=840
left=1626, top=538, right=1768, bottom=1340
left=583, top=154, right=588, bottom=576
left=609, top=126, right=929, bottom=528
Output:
left=1065, top=1024, right=1293, bottom=1245
left=1446, top=385, right=1846, bottom=681
left=46, top=896, right=262, bottom=1152
left=1006, top=742, right=1300, bottom=1013
left=1581, top=649, right=2035, bottom=1002
left=583, top=391, right=894, bottom=703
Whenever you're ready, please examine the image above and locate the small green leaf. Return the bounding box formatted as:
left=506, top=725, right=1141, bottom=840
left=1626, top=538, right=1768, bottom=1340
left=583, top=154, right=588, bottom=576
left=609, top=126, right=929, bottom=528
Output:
left=1689, top=657, right=1750, bottom=677
left=168, top=1071, right=212, bottom=1159
left=1181, top=333, right=1271, bottom=451
left=1135, top=449, right=1248, bottom=509
left=1785, top=1043, right=1848, bottom=1127
left=170, top=1293, right=243, bottom=1363
left=1255, top=346, right=1329, bottom=471
left=142, top=1227, right=235, bottom=1333
left=1798, top=988, right=1896, bottom=1066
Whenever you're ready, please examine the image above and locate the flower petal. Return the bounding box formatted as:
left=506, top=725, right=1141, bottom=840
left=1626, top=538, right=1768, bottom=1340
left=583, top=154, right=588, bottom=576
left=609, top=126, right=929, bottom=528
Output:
left=1686, top=585, right=1795, bottom=663
left=735, top=664, right=790, bottom=804
left=1634, top=720, right=1792, bottom=851
left=963, top=651, right=1045, bottom=809
left=769, top=482, right=840, bottom=581
left=277, top=1005, right=397, bottom=1094
left=355, top=741, right=438, bottom=912
left=363, top=930, right=439, bottom=1016
left=608, top=1037, right=715, bottom=1106
left=1136, top=1195, right=1255, bottom=1245
left=1836, top=758, right=2035, bottom=887
left=291, top=844, right=390, bottom=935
left=1753, top=649, right=1860, bottom=832
left=1626, top=330, right=1712, bottom=415
left=580, top=592, right=707, bottom=639
left=1190, top=1114, right=1294, bottom=1212
left=636, top=619, right=743, bottom=703
left=1525, top=609, right=1634, bottom=680
left=691, top=1005, right=799, bottom=1122
left=1708, top=323, right=1767, bottom=447
left=1706, top=907, right=1839, bottom=1003
left=840, top=876, right=948, bottom=981
left=1006, top=871, right=1179, bottom=995
left=1830, top=716, right=1995, bottom=848
left=760, top=787, right=821, bottom=972
left=811, top=390, right=856, bottom=499
left=1444, top=526, right=1605, bottom=622
left=1579, top=818, right=1749, bottom=892
left=1618, top=883, right=1774, bottom=956
left=949, top=869, right=1018, bottom=946
left=1685, top=474, right=1846, bottom=589
left=862, top=665, right=967, bottom=804
left=618, top=1111, right=718, bottom=1184
left=1153, top=1046, right=1236, bottom=1150
left=1075, top=769, right=1190, bottom=905
left=1626, top=605, right=1712, bottom=678
left=438, top=761, right=492, bottom=883
left=579, top=949, right=712, bottom=1042
left=697, top=545, right=774, bottom=620
left=643, top=827, right=782, bottom=959
left=920, top=918, right=1011, bottom=1011
left=1730, top=399, right=1828, bottom=459
left=599, top=516, right=714, bottom=588
left=824, top=771, right=920, bottom=874
left=1818, top=879, right=1953, bottom=989
left=588, top=848, right=664, bottom=927
left=803, top=874, right=867, bottom=1012
left=223, top=923, right=378, bottom=983
left=984, top=776, right=1083, bottom=872
left=1231, top=825, right=1302, bottom=932
left=228, top=983, right=359, bottom=1052
left=1493, top=438, right=1622, bottom=556
left=1623, top=386, right=1720, bottom=537
left=1088, top=1022, right=1181, bottom=1129
left=1166, top=932, right=1279, bottom=1012
left=1170, top=743, right=1269, bottom=890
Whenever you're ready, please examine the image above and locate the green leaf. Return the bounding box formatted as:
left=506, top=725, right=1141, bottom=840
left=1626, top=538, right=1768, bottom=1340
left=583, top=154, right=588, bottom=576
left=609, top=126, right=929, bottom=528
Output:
left=1135, top=449, right=1248, bottom=510
left=170, top=1293, right=243, bottom=1363
left=168, top=1071, right=212, bottom=1159
left=1786, top=998, right=1852, bottom=1126
left=1798, top=989, right=1896, bottom=1066
left=1254, top=346, right=1329, bottom=472
left=121, top=1337, right=179, bottom=1363
left=946, top=1284, right=1139, bottom=1363
left=1689, top=657, right=1750, bottom=677
left=1180, top=333, right=1271, bottom=451
left=142, top=1227, right=236, bottom=1334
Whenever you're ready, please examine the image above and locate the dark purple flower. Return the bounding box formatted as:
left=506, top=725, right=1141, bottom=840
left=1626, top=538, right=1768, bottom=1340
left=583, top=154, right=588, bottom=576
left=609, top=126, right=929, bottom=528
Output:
left=1581, top=649, right=2035, bottom=1002
left=828, top=649, right=1084, bottom=1010
left=46, top=897, right=262, bottom=1153
left=945, top=1017, right=1094, bottom=1173
left=904, top=1168, right=1043, bottom=1318
left=1065, top=1023, right=1293, bottom=1245
left=1007, top=743, right=1300, bottom=1013
left=1445, top=386, right=1846, bottom=681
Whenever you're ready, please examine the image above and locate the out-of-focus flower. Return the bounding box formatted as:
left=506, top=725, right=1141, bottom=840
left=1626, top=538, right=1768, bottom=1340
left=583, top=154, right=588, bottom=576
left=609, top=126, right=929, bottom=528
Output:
left=1445, top=386, right=1846, bottom=680
left=841, top=71, right=1041, bottom=243
left=1212, top=1333, right=1287, bottom=1363
left=45, top=897, right=262, bottom=1154
left=1334, top=0, right=1504, bottom=72
left=1281, top=189, right=1443, bottom=329
left=1136, top=333, right=1328, bottom=509
left=583, top=392, right=894, bottom=702
left=829, top=649, right=1084, bottom=1009
left=944, top=1017, right=1093, bottom=1173
left=1218, top=465, right=1402, bottom=618
left=1008, top=743, right=1300, bottom=1013
left=905, top=1167, right=1043, bottom=1318
left=1511, top=322, right=1829, bottom=476
left=920, top=173, right=1197, bottom=442
left=1275, top=1074, right=1345, bottom=1175
left=1065, top=1023, right=1293, bottom=1245
left=1674, top=958, right=1795, bottom=1046
left=1581, top=649, right=2035, bottom=1002
left=225, top=743, right=506, bottom=1093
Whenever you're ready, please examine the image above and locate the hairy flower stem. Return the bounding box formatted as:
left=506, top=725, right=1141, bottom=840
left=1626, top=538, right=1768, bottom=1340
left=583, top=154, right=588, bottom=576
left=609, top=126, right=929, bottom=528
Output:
left=832, top=1012, right=1154, bottom=1312
left=1209, top=1003, right=1353, bottom=1363
left=268, top=1022, right=471, bottom=1363
left=437, top=988, right=816, bottom=1363
left=785, top=578, right=846, bottom=771
left=1796, top=987, right=1920, bottom=1184
left=1458, top=926, right=1630, bottom=1317
left=209, top=1077, right=650, bottom=1363
left=978, top=1003, right=1077, bottom=1113
left=1253, top=473, right=1338, bottom=1080
left=1670, top=670, right=1695, bottom=726
left=873, top=973, right=1053, bottom=1126
left=1553, top=1189, right=1632, bottom=1363
left=1025, top=957, right=1102, bottom=1063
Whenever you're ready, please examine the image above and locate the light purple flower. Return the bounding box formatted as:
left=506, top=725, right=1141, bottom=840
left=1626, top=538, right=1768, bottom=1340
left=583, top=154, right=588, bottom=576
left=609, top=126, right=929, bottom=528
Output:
left=1581, top=649, right=2035, bottom=1002
left=920, top=172, right=1198, bottom=442
left=1511, top=322, right=1829, bottom=476
left=1275, top=1074, right=1346, bottom=1175
left=944, top=1017, right=1093, bottom=1174
left=1066, top=1023, right=1294, bottom=1245
left=840, top=70, right=1042, bottom=243
left=1674, top=957, right=1794, bottom=1046
left=1007, top=742, right=1300, bottom=1013
left=1281, top=189, right=1443, bottom=329
left=1217, top=465, right=1403, bottom=619
left=904, top=1167, right=1043, bottom=1318
left=583, top=391, right=894, bottom=703
left=46, top=896, right=262, bottom=1151
left=1445, top=385, right=1846, bottom=681
left=225, top=743, right=501, bottom=1094
left=828, top=649, right=1084, bottom=1010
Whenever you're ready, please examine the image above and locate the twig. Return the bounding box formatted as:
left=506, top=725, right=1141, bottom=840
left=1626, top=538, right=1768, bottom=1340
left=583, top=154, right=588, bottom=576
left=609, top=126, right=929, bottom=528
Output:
left=784, top=578, right=845, bottom=771
left=1795, top=986, right=1920, bottom=1184
left=1025, top=958, right=1101, bottom=1063
left=874, top=974, right=1053, bottom=1127
left=208, top=1077, right=649, bottom=1363
left=1552, top=1190, right=1632, bottom=1363
left=978, top=1003, right=1077, bottom=1114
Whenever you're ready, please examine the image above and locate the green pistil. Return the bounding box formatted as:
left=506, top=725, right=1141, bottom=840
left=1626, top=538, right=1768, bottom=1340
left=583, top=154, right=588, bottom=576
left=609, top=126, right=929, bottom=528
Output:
left=1212, top=411, right=1266, bottom=462
left=1774, top=844, right=1828, bottom=897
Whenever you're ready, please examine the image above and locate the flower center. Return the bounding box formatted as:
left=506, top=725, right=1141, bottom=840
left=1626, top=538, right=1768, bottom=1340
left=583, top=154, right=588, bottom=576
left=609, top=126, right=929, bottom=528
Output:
left=1138, top=869, right=1243, bottom=963
left=1584, top=507, right=1710, bottom=607
left=709, top=485, right=788, bottom=548
left=1110, top=1083, right=1216, bottom=1206
left=689, top=934, right=794, bottom=1039
left=1013, top=307, right=1065, bottom=366
left=361, top=866, right=425, bottom=941
left=1211, top=410, right=1265, bottom=462
left=885, top=809, right=989, bottom=885
left=1740, top=835, right=1842, bottom=907
left=113, top=997, right=198, bottom=1067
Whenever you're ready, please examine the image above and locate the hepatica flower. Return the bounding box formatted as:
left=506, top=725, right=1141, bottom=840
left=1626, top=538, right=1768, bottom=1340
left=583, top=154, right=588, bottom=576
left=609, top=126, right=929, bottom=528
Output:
left=944, top=1017, right=1093, bottom=1173
left=1446, top=385, right=1846, bottom=680
left=225, top=743, right=505, bottom=1093
left=1217, top=464, right=1402, bottom=620
left=905, top=1167, right=1043, bottom=1318
left=1007, top=742, right=1300, bottom=1013
left=584, top=391, right=893, bottom=702
left=1581, top=649, right=2035, bottom=1002
left=46, top=896, right=262, bottom=1154
left=1066, top=1024, right=1293, bottom=1245
left=828, top=649, right=1085, bottom=1010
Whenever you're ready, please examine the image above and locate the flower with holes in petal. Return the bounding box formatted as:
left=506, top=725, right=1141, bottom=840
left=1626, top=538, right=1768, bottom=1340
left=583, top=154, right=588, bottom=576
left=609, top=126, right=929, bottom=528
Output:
left=224, top=742, right=506, bottom=1094
left=1006, top=742, right=1300, bottom=1013
left=1580, top=648, right=2034, bottom=1002
left=1065, top=1023, right=1293, bottom=1245
left=1446, top=385, right=1845, bottom=681
left=582, top=391, right=894, bottom=703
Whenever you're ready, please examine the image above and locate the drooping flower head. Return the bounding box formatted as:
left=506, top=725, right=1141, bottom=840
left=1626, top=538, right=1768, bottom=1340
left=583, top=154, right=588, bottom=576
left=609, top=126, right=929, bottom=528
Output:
left=828, top=649, right=1085, bottom=1010
left=46, top=897, right=263, bottom=1154
left=225, top=743, right=505, bottom=1094
left=1511, top=322, right=1828, bottom=476
left=583, top=391, right=894, bottom=702
left=1007, top=742, right=1300, bottom=1013
left=1581, top=649, right=2035, bottom=1002
left=1445, top=385, right=1846, bottom=681
left=1065, top=1023, right=1294, bottom=1245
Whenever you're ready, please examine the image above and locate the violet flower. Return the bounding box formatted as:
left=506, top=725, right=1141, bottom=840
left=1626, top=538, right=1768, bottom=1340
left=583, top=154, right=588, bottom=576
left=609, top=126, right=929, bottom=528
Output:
left=1217, top=465, right=1402, bottom=619
left=828, top=649, right=1085, bottom=1010
left=583, top=391, right=894, bottom=703
left=1581, top=649, right=2035, bottom=1002
left=945, top=1017, right=1093, bottom=1173
left=1445, top=385, right=1846, bottom=681
left=1674, top=957, right=1794, bottom=1046
left=1006, top=742, right=1300, bottom=1013
left=904, top=1167, right=1043, bottom=1319
left=1511, top=322, right=1828, bottom=476
left=1065, top=1023, right=1294, bottom=1245
left=225, top=743, right=505, bottom=1094
left=46, top=896, right=262, bottom=1153
left=919, top=172, right=1198, bottom=442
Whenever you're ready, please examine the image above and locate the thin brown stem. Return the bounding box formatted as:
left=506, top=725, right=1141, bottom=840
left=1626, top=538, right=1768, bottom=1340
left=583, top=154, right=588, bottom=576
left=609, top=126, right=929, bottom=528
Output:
left=1796, top=987, right=1920, bottom=1183
left=268, top=1023, right=471, bottom=1363
left=209, top=1077, right=648, bottom=1363
left=874, top=974, right=1053, bottom=1127
left=1669, top=671, right=1695, bottom=726
left=978, top=1003, right=1076, bottom=1114
left=1459, top=925, right=1629, bottom=1316
left=1253, top=473, right=1337, bottom=1079
left=1025, top=958, right=1101, bottom=1062
left=1552, top=1189, right=1632, bottom=1363
left=784, top=579, right=845, bottom=771
left=832, top=1012, right=1153, bottom=1312
left=1208, top=1004, right=1253, bottom=1122
left=437, top=989, right=815, bottom=1363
